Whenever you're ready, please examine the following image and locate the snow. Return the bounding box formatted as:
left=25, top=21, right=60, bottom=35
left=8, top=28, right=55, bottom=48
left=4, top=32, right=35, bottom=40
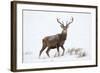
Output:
left=23, top=48, right=90, bottom=63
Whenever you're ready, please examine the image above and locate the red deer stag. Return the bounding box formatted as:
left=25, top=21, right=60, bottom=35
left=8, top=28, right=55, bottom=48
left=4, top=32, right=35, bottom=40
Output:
left=39, top=17, right=74, bottom=57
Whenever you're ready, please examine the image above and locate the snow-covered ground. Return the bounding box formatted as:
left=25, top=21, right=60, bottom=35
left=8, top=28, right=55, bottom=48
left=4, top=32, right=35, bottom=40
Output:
left=23, top=48, right=90, bottom=63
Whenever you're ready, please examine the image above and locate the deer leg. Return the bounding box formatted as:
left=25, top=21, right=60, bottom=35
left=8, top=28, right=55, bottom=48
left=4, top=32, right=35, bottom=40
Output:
left=57, top=47, right=60, bottom=56
left=61, top=46, right=65, bottom=56
left=46, top=48, right=51, bottom=57
left=39, top=45, right=46, bottom=57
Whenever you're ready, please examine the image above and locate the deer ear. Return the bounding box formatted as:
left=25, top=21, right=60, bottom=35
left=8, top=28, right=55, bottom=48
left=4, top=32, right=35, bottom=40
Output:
left=60, top=24, right=64, bottom=29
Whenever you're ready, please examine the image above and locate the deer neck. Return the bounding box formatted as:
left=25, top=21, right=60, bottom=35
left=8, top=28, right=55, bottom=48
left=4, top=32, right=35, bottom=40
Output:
left=60, top=31, right=67, bottom=41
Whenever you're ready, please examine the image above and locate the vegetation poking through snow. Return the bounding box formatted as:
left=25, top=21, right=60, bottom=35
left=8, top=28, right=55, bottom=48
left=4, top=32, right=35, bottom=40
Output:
left=53, top=48, right=87, bottom=58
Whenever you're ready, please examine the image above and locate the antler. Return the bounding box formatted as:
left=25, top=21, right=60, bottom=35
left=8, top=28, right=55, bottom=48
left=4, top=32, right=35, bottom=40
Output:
left=66, top=17, right=74, bottom=26
left=57, top=18, right=65, bottom=28
left=57, top=18, right=64, bottom=25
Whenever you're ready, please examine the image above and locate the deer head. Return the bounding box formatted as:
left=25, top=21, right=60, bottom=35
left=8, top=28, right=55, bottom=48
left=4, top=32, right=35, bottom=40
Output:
left=57, top=17, right=74, bottom=34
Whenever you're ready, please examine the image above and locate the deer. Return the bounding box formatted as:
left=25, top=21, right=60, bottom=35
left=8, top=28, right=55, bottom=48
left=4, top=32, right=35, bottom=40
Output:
left=39, top=17, right=74, bottom=57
